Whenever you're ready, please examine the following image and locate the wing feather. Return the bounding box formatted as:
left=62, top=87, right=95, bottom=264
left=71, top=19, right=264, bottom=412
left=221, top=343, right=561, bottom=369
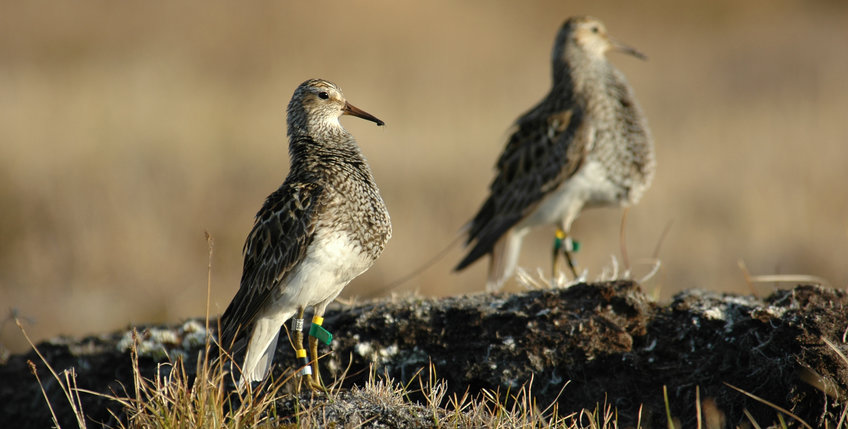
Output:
left=219, top=181, right=324, bottom=350
left=456, top=102, right=590, bottom=270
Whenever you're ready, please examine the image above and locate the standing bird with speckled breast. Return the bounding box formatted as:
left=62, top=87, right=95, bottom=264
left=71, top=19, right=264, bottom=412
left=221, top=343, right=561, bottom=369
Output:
left=456, top=16, right=655, bottom=291
left=219, top=79, right=391, bottom=390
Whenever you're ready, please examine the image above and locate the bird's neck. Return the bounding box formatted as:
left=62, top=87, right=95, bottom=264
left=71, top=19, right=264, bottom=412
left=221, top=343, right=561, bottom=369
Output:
left=287, top=116, right=349, bottom=140
left=287, top=133, right=369, bottom=177
left=552, top=49, right=610, bottom=96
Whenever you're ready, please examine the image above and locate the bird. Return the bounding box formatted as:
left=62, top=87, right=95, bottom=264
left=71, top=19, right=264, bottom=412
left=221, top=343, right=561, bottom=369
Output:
left=455, top=16, right=655, bottom=291
left=219, top=78, right=391, bottom=390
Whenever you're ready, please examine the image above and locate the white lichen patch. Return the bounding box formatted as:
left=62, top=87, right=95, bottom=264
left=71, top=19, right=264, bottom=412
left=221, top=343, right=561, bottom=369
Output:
left=535, top=308, right=551, bottom=317
left=758, top=305, right=788, bottom=319
left=116, top=320, right=211, bottom=362
left=379, top=344, right=399, bottom=359
left=502, top=336, right=516, bottom=351
left=489, top=298, right=508, bottom=309
left=355, top=341, right=374, bottom=358
left=703, top=307, right=726, bottom=321
left=326, top=355, right=340, bottom=374
left=501, top=369, right=520, bottom=389
left=527, top=353, right=544, bottom=371
left=148, top=328, right=179, bottom=345
left=183, top=320, right=211, bottom=347
left=355, top=341, right=399, bottom=365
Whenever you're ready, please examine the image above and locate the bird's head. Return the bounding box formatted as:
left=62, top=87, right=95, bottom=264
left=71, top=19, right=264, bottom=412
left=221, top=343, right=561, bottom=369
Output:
left=554, top=16, right=646, bottom=62
left=288, top=79, right=384, bottom=136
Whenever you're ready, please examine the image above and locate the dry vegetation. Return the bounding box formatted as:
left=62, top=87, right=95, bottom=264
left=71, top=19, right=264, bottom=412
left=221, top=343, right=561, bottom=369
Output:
left=17, top=283, right=847, bottom=429
left=1, top=0, right=847, bottom=356
left=12, top=323, right=761, bottom=429
left=17, top=305, right=634, bottom=429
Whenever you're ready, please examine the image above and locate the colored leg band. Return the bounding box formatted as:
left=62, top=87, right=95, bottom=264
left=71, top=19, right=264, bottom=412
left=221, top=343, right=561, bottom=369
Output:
left=295, top=348, right=311, bottom=376
left=309, top=323, right=333, bottom=345
left=312, top=316, right=324, bottom=326
left=292, top=318, right=304, bottom=332
left=554, top=231, right=580, bottom=253
left=554, top=230, right=565, bottom=251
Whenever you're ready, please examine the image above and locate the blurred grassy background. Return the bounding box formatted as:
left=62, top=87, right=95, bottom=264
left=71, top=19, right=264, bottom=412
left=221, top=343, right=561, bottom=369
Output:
left=2, top=0, right=847, bottom=353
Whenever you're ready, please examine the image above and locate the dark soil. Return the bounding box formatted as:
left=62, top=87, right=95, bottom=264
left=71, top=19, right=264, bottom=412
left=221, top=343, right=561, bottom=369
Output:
left=2, top=281, right=846, bottom=427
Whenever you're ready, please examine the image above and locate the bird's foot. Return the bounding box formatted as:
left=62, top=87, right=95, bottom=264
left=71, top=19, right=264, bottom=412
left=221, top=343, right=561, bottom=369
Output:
left=304, top=370, right=326, bottom=391
left=304, top=316, right=332, bottom=392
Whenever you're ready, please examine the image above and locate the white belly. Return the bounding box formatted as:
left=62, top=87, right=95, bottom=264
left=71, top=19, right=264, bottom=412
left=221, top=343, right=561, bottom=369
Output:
left=518, top=160, right=622, bottom=231
left=268, top=228, right=373, bottom=315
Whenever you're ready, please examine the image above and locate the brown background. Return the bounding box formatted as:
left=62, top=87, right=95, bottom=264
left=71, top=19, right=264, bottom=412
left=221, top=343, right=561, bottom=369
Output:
left=2, top=0, right=847, bottom=353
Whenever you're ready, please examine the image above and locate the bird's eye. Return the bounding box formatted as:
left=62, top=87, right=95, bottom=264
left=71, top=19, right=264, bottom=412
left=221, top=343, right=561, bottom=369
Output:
left=318, top=92, right=329, bottom=100
left=590, top=26, right=599, bottom=34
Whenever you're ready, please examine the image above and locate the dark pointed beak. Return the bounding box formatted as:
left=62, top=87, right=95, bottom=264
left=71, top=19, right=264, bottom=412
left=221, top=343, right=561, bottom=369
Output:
left=343, top=102, right=385, bottom=126
left=611, top=38, right=647, bottom=60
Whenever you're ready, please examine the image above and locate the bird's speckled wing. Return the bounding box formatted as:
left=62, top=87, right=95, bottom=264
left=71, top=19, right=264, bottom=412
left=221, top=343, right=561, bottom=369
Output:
left=456, top=103, right=591, bottom=270
left=219, top=181, right=324, bottom=350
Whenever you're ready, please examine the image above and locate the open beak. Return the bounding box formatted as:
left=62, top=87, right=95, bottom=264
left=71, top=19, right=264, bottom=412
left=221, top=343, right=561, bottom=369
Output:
left=611, top=38, right=647, bottom=61
left=343, top=102, right=385, bottom=126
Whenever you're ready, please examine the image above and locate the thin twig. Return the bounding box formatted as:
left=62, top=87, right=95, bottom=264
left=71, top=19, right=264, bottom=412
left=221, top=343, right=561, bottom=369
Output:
left=17, top=318, right=87, bottom=428
left=619, top=207, right=630, bottom=271
left=695, top=385, right=702, bottom=429
left=724, top=382, right=812, bottom=429
left=662, top=385, right=676, bottom=429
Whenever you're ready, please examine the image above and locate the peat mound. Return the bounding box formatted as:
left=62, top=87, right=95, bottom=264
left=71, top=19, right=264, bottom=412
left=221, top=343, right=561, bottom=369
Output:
left=1, top=281, right=846, bottom=427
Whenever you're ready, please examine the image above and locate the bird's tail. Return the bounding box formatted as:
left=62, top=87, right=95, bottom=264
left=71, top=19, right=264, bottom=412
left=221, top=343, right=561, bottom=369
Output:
left=486, top=229, right=524, bottom=292
left=238, top=318, right=282, bottom=390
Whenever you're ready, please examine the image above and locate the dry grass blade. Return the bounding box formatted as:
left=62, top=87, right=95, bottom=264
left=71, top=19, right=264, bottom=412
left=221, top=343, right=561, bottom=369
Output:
left=417, top=361, right=448, bottom=416
left=17, top=318, right=88, bottom=429
left=662, top=385, right=675, bottom=429
left=636, top=404, right=643, bottom=429
left=738, top=260, right=830, bottom=295
left=823, top=335, right=848, bottom=429
left=540, top=380, right=571, bottom=418
left=823, top=336, right=848, bottom=367
left=695, top=386, right=701, bottom=429
left=27, top=360, right=64, bottom=429
left=204, top=231, right=213, bottom=342
left=737, top=260, right=759, bottom=296
left=619, top=206, right=631, bottom=271
left=724, top=382, right=812, bottom=429
left=743, top=409, right=763, bottom=429
left=516, top=253, right=662, bottom=292
left=633, top=258, right=662, bottom=284
left=748, top=274, right=830, bottom=287
left=651, top=220, right=674, bottom=260
left=837, top=402, right=848, bottom=429
left=800, top=366, right=847, bottom=402
left=64, top=368, right=87, bottom=428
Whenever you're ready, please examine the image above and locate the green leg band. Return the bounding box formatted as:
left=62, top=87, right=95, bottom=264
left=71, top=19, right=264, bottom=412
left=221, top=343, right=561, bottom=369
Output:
left=309, top=324, right=333, bottom=345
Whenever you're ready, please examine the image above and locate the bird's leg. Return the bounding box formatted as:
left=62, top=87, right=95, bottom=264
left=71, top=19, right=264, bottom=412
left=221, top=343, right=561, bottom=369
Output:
left=552, top=228, right=568, bottom=281
left=308, top=313, right=333, bottom=390
left=308, top=325, right=322, bottom=389
left=563, top=241, right=579, bottom=278
left=292, top=306, right=311, bottom=391
left=552, top=228, right=580, bottom=282
left=552, top=229, right=563, bottom=283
